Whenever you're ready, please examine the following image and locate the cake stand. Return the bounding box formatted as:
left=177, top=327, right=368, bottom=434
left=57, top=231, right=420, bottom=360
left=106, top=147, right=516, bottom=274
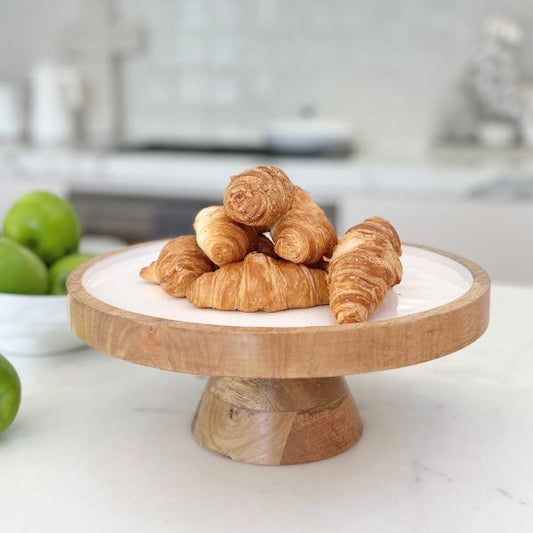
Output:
left=67, top=242, right=490, bottom=466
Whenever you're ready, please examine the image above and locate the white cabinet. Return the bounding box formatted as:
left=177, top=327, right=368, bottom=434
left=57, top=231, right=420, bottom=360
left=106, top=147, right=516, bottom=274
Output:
left=338, top=195, right=533, bottom=284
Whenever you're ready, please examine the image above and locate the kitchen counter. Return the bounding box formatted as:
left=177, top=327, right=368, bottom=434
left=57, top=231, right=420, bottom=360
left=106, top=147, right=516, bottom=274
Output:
left=1, top=283, right=532, bottom=532
left=1, top=146, right=532, bottom=285
left=1, top=145, right=530, bottom=201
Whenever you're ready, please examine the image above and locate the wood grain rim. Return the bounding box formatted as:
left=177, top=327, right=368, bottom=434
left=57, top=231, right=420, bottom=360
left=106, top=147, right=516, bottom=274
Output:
left=67, top=242, right=490, bottom=378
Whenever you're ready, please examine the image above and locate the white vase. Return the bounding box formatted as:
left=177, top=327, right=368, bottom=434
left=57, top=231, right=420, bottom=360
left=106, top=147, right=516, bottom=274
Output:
left=0, top=83, right=25, bottom=143
left=29, top=62, right=83, bottom=147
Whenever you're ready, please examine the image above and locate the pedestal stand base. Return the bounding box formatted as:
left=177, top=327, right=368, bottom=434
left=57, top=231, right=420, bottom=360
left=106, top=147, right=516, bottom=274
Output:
left=192, top=377, right=362, bottom=465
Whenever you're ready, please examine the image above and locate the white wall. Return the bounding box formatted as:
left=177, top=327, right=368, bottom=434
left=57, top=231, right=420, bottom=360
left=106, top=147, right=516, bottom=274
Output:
left=3, top=0, right=533, bottom=153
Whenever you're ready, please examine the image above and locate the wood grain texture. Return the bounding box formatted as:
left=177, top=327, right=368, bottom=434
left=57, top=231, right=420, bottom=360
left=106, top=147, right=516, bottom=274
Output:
left=192, top=377, right=362, bottom=465
left=67, top=243, right=490, bottom=379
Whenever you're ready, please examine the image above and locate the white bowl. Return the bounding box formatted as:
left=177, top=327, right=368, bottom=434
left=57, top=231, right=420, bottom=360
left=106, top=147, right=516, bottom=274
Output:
left=266, top=118, right=353, bottom=154
left=0, top=293, right=83, bottom=355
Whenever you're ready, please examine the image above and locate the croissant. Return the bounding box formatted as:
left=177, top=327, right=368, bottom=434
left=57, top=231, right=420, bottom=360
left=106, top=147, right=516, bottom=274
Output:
left=327, top=217, right=403, bottom=324
left=186, top=252, right=328, bottom=312
left=223, top=166, right=294, bottom=228
left=345, top=216, right=402, bottom=256
left=140, top=236, right=215, bottom=297
left=271, top=187, right=337, bottom=265
left=194, top=206, right=257, bottom=266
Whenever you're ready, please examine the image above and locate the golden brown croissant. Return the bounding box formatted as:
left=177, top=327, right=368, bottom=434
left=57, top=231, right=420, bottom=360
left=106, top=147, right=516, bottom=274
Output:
left=194, top=206, right=257, bottom=266
left=140, top=236, right=215, bottom=297
left=327, top=217, right=402, bottom=324
left=345, top=216, right=402, bottom=256
left=271, top=187, right=337, bottom=265
left=223, top=166, right=294, bottom=228
left=186, top=252, right=328, bottom=312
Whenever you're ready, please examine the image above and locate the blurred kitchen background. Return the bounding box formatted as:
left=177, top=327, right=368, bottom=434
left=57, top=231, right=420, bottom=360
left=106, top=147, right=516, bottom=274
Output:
left=0, top=0, right=532, bottom=282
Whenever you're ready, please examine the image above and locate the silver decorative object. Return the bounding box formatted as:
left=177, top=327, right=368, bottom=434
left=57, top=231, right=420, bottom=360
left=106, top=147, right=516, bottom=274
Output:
left=468, top=14, right=525, bottom=122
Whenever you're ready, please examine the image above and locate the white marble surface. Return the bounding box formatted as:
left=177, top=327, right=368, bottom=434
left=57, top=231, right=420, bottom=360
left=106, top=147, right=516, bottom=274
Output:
left=1, top=283, right=533, bottom=532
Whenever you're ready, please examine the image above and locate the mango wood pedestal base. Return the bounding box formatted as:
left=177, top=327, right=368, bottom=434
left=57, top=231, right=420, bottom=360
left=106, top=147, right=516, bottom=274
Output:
left=192, top=377, right=363, bottom=465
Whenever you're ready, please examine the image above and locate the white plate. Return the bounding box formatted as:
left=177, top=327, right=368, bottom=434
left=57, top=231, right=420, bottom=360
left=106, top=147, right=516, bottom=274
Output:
left=82, top=243, right=473, bottom=328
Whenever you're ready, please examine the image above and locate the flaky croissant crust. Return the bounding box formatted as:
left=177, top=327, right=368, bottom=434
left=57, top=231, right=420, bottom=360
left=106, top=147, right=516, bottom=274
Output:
left=344, top=216, right=402, bottom=257
left=328, top=217, right=402, bottom=324
left=223, top=166, right=294, bottom=228
left=140, top=235, right=215, bottom=297
left=271, top=187, right=337, bottom=265
left=186, top=252, right=328, bottom=312
left=194, top=205, right=257, bottom=266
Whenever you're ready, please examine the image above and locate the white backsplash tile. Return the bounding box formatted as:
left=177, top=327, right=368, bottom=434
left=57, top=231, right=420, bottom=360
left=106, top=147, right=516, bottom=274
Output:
left=178, top=0, right=210, bottom=30
left=210, top=0, right=240, bottom=28
left=209, top=35, right=240, bottom=69
left=174, top=32, right=206, bottom=67
left=211, top=76, right=239, bottom=105
left=3, top=0, right=533, bottom=152
left=178, top=73, right=209, bottom=104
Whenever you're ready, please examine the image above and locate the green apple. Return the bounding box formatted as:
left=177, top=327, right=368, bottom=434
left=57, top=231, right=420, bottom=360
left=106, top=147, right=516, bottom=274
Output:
left=0, top=236, right=48, bottom=294
left=3, top=191, right=81, bottom=265
left=0, top=353, right=21, bottom=434
left=48, top=253, right=94, bottom=295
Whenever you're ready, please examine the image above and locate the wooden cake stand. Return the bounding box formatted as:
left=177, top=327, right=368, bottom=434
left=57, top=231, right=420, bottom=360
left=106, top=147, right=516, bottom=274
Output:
left=67, top=242, right=490, bottom=466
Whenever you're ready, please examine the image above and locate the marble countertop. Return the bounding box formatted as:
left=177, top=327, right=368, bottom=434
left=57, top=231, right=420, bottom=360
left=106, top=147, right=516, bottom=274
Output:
left=2, top=145, right=532, bottom=201
left=1, top=283, right=532, bottom=532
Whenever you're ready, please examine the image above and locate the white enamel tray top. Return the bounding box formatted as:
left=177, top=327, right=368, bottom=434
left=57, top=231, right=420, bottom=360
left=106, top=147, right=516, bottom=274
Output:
left=83, top=242, right=472, bottom=327
left=67, top=242, right=490, bottom=378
